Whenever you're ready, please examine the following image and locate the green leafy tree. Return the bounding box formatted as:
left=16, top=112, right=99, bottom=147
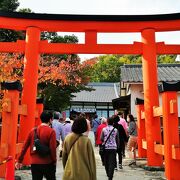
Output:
left=157, top=55, right=177, bottom=63
left=41, top=83, right=91, bottom=111
left=89, top=54, right=178, bottom=83
left=90, top=55, right=143, bottom=82
left=18, top=8, right=32, bottom=13
left=41, top=33, right=79, bottom=61
left=40, top=84, right=76, bottom=111
left=90, top=55, right=123, bottom=82
left=0, top=0, right=19, bottom=11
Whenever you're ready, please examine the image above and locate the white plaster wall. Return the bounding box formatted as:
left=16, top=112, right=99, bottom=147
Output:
left=130, top=84, right=180, bottom=118
left=130, top=84, right=144, bottom=117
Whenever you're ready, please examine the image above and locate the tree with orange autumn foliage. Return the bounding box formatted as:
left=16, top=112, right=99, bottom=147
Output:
left=38, top=53, right=95, bottom=111
left=0, top=50, right=94, bottom=111
left=0, top=52, right=93, bottom=85
left=0, top=45, right=96, bottom=112
left=0, top=53, right=23, bottom=82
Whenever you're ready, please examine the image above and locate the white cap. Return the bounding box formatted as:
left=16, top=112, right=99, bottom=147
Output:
left=65, top=118, right=71, bottom=122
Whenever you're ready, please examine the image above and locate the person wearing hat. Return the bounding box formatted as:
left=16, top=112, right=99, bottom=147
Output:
left=62, top=116, right=96, bottom=180
left=62, top=118, right=72, bottom=140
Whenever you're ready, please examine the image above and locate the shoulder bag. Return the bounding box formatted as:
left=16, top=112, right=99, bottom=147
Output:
left=34, top=127, right=51, bottom=157
left=99, top=127, right=115, bottom=155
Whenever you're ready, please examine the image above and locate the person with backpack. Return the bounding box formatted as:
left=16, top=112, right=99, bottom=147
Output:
left=100, top=116, right=119, bottom=180
left=16, top=111, right=57, bottom=180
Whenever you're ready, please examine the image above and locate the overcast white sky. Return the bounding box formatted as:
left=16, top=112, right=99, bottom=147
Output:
left=18, top=0, right=180, bottom=60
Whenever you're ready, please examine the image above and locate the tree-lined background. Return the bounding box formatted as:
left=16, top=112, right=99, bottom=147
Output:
left=0, top=0, right=178, bottom=112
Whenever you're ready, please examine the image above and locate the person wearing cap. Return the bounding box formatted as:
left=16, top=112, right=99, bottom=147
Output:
left=62, top=118, right=72, bottom=140
left=62, top=116, right=96, bottom=180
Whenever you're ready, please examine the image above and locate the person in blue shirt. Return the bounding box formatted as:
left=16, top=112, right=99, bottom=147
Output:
left=51, top=111, right=64, bottom=158
left=92, top=114, right=101, bottom=146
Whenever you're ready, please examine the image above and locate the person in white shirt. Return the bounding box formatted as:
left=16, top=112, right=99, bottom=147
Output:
left=62, top=118, right=72, bottom=139
left=52, top=111, right=64, bottom=158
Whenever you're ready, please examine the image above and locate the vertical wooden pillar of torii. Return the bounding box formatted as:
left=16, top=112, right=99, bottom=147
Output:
left=141, top=29, right=163, bottom=166
left=18, top=27, right=40, bottom=165
left=135, top=98, right=147, bottom=158
left=0, top=82, right=21, bottom=178
left=160, top=81, right=180, bottom=180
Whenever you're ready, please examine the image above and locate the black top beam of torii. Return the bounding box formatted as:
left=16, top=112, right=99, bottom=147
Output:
left=0, top=11, right=180, bottom=21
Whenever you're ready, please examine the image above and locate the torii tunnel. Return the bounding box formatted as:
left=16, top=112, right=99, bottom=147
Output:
left=0, top=11, right=180, bottom=179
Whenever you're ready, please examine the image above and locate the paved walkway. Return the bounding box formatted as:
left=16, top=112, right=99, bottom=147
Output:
left=14, top=131, right=165, bottom=180
left=14, top=147, right=165, bottom=180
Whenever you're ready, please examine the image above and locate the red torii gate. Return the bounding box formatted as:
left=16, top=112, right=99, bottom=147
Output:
left=0, top=11, right=180, bottom=179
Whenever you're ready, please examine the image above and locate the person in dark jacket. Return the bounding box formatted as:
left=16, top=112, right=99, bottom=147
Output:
left=112, top=115, right=127, bottom=170
left=16, top=111, right=57, bottom=180
left=92, top=114, right=101, bottom=146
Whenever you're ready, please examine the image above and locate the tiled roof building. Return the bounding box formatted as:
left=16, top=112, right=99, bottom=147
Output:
left=70, top=82, right=120, bottom=118
left=113, top=63, right=180, bottom=117
left=71, top=82, right=120, bottom=103
left=121, top=63, right=180, bottom=83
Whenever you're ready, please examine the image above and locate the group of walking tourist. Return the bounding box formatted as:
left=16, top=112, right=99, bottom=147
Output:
left=16, top=111, right=138, bottom=180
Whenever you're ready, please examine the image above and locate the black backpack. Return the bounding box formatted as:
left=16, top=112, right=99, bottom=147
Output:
left=34, top=127, right=51, bottom=157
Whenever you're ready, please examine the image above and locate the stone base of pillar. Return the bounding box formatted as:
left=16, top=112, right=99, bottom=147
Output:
left=143, top=165, right=164, bottom=171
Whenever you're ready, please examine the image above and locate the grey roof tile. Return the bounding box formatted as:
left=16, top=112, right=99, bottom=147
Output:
left=71, top=82, right=120, bottom=103
left=121, top=64, right=180, bottom=83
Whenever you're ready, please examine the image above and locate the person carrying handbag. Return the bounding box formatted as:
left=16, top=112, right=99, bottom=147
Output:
left=62, top=116, right=96, bottom=180
left=100, top=117, right=119, bottom=180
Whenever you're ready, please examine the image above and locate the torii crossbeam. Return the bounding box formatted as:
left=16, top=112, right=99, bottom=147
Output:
left=0, top=11, right=180, bottom=179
